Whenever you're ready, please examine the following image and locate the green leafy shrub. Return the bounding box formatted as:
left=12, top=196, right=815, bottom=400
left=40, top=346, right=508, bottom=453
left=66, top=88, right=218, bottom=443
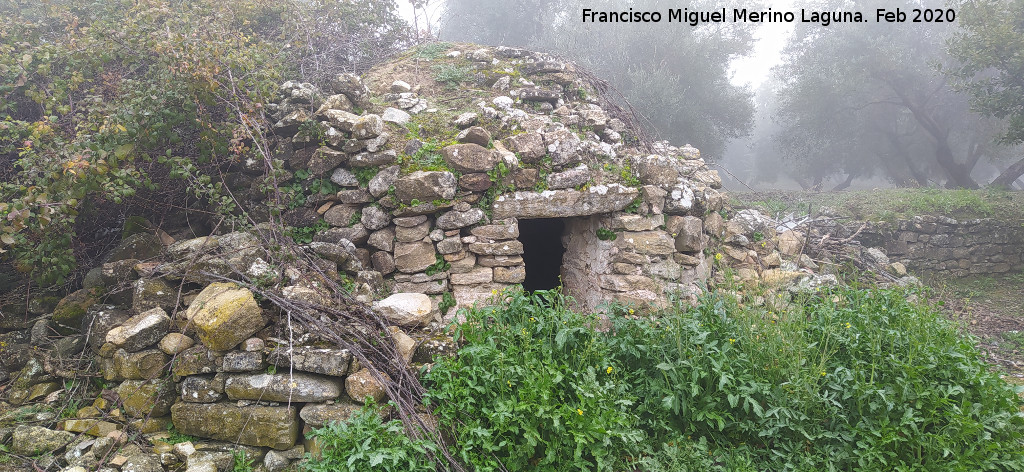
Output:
left=432, top=64, right=472, bottom=88
left=0, top=0, right=409, bottom=287
left=420, top=286, right=1024, bottom=471
left=425, top=289, right=645, bottom=471
left=606, top=287, right=1024, bottom=470
left=301, top=401, right=437, bottom=472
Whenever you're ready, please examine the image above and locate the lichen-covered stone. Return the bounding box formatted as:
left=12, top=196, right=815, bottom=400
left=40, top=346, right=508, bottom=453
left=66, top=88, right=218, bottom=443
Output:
left=224, top=372, right=343, bottom=402
left=11, top=425, right=74, bottom=456
left=442, top=143, right=498, bottom=173
left=373, top=293, right=433, bottom=326
left=52, top=288, right=99, bottom=334
left=83, top=305, right=132, bottom=350
left=222, top=351, right=264, bottom=372
left=673, top=216, right=705, bottom=253
left=394, top=171, right=457, bottom=203
left=492, top=185, right=639, bottom=219
left=493, top=265, right=526, bottom=283
left=171, top=403, right=298, bottom=450
left=345, top=369, right=388, bottom=404
left=468, top=240, right=524, bottom=256
left=105, top=307, right=170, bottom=352
left=172, top=344, right=224, bottom=379
left=158, top=333, right=195, bottom=355
left=131, top=278, right=177, bottom=315
left=267, top=346, right=352, bottom=377
left=547, top=164, right=591, bottom=190
left=436, top=208, right=485, bottom=230
left=456, top=126, right=491, bottom=146
left=117, top=378, right=176, bottom=418
left=114, top=348, right=169, bottom=380
left=105, top=233, right=164, bottom=263
left=450, top=267, right=493, bottom=285
left=361, top=206, right=392, bottom=231
left=299, top=402, right=362, bottom=428
left=393, top=241, right=437, bottom=274
left=620, top=231, right=675, bottom=255
left=308, top=147, right=347, bottom=176
left=180, top=375, right=225, bottom=403
left=184, top=283, right=266, bottom=351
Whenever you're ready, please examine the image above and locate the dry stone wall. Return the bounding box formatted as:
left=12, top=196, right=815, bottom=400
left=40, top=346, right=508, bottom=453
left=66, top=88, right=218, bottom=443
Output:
left=859, top=216, right=1024, bottom=276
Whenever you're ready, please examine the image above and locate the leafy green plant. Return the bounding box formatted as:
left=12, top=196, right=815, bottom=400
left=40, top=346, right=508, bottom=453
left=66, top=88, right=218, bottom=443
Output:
left=165, top=425, right=198, bottom=445
left=353, top=167, right=379, bottom=186
left=425, top=289, right=645, bottom=471
left=439, top=291, right=457, bottom=313
left=285, top=219, right=329, bottom=244
left=432, top=64, right=473, bottom=88
left=301, top=400, right=437, bottom=472
left=424, top=255, right=450, bottom=276
left=231, top=450, right=255, bottom=472
left=596, top=228, right=617, bottom=241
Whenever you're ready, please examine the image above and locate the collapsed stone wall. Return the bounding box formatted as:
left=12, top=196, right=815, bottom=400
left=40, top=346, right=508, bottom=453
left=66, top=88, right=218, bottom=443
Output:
left=858, top=216, right=1024, bottom=277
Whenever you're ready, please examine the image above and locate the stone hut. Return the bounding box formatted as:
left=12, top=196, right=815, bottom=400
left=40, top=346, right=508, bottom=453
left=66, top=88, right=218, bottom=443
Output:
left=256, top=43, right=726, bottom=315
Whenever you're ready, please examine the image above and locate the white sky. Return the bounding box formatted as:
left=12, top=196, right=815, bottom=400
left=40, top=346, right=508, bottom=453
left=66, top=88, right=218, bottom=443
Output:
left=729, top=0, right=797, bottom=87
left=398, top=0, right=798, bottom=88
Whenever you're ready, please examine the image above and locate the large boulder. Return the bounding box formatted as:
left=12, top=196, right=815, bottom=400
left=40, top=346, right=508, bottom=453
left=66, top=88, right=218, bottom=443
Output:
left=184, top=283, right=266, bottom=351
left=171, top=403, right=298, bottom=450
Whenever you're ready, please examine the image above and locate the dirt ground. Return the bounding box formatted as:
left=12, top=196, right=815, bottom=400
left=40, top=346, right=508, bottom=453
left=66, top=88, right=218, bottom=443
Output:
left=929, top=273, right=1024, bottom=378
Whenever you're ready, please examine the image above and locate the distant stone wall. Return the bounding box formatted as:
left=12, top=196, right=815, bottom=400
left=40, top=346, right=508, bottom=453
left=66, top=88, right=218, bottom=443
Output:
left=859, top=216, right=1024, bottom=276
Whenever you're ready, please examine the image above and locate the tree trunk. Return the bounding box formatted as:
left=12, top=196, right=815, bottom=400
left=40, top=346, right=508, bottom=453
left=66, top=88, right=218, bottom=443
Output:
left=990, top=156, right=1024, bottom=189
left=934, top=141, right=980, bottom=189
left=832, top=172, right=856, bottom=191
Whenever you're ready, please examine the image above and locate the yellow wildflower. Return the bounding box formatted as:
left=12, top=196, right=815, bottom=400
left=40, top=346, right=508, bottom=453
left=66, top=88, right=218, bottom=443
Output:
left=606, top=366, right=613, bottom=374
left=577, top=409, right=584, bottom=416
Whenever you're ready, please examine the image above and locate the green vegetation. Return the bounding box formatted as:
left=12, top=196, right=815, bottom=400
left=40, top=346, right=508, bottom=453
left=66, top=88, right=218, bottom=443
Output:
left=418, top=287, right=1024, bottom=470
left=285, top=220, right=329, bottom=245
left=432, top=64, right=473, bottom=89
left=165, top=424, right=199, bottom=445
left=301, top=400, right=437, bottom=472
left=596, top=228, right=617, bottom=241
left=0, top=0, right=408, bottom=287
left=231, top=450, right=255, bottom=472
left=424, top=255, right=450, bottom=276
left=413, top=42, right=454, bottom=60
left=733, top=188, right=1024, bottom=222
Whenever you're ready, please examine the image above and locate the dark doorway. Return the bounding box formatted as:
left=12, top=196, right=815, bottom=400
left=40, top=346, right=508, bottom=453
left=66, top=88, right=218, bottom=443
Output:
left=519, top=218, right=566, bottom=292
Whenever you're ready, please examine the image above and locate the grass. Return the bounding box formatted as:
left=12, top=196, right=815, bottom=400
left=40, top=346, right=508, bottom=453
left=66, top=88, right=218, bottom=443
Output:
left=732, top=188, right=1024, bottom=222
left=413, top=42, right=453, bottom=60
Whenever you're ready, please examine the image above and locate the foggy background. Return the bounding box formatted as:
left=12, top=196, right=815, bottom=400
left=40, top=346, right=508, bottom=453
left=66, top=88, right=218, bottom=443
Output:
left=400, top=0, right=1024, bottom=192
